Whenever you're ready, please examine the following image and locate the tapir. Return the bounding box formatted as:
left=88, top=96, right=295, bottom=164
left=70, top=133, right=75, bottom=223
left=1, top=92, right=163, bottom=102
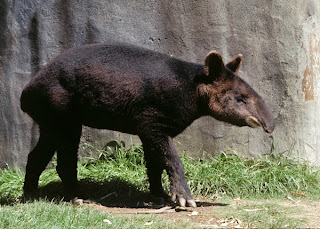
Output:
left=21, top=42, right=275, bottom=207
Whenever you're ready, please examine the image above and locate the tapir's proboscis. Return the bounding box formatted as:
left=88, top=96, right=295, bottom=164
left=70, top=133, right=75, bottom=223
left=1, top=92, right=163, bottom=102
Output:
left=21, top=43, right=275, bottom=207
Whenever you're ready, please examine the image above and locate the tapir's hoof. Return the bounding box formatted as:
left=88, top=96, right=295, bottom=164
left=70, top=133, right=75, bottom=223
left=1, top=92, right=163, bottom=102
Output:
left=171, top=193, right=197, bottom=207
left=22, top=189, right=39, bottom=202
left=72, top=197, right=96, bottom=206
left=72, top=197, right=85, bottom=205
left=22, top=194, right=39, bottom=203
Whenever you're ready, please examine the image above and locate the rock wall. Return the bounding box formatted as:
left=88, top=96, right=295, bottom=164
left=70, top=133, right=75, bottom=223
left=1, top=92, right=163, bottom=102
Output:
left=1, top=0, right=320, bottom=169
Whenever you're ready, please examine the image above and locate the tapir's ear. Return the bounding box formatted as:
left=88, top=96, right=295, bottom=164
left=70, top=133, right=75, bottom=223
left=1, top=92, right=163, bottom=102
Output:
left=226, top=54, right=242, bottom=74
left=204, top=51, right=224, bottom=78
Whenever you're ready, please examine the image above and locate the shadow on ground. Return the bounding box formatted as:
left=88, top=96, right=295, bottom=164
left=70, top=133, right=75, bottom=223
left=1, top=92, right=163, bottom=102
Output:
left=0, top=178, right=228, bottom=209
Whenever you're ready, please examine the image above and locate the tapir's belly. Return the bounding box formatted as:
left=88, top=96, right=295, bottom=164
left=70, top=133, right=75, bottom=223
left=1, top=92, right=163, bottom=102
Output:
left=78, top=109, right=138, bottom=135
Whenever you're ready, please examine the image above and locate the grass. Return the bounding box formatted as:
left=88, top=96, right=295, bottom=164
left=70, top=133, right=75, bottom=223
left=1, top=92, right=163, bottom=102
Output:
left=78, top=142, right=148, bottom=192
left=0, top=200, right=192, bottom=229
left=2, top=143, right=319, bottom=202
left=0, top=142, right=320, bottom=228
left=81, top=142, right=320, bottom=199
left=184, top=151, right=320, bottom=199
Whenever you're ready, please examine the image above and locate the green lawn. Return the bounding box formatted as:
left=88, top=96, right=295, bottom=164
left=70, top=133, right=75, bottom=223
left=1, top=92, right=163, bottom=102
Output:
left=0, top=142, right=319, bottom=228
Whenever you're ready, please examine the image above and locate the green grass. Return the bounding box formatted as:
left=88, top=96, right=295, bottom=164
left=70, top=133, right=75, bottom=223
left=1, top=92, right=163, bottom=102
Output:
left=80, top=142, right=320, bottom=199
left=184, top=151, right=320, bottom=199
left=0, top=168, right=25, bottom=202
left=1, top=143, right=320, bottom=202
left=78, top=142, right=148, bottom=191
left=0, top=200, right=192, bottom=229
left=0, top=142, right=320, bottom=228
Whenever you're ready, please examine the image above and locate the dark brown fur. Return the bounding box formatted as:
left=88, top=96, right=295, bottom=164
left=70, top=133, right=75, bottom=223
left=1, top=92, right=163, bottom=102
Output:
left=21, top=43, right=275, bottom=207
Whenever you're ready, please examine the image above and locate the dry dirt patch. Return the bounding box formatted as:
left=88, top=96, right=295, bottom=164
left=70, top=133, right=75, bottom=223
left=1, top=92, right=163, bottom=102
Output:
left=277, top=199, right=320, bottom=228
left=79, top=197, right=320, bottom=228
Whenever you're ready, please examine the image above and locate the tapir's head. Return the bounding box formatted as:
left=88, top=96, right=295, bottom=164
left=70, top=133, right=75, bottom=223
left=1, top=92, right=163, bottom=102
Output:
left=198, top=51, right=275, bottom=133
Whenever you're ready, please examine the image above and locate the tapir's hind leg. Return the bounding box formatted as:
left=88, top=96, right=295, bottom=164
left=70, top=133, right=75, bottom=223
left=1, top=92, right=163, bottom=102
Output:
left=143, top=146, right=166, bottom=197
left=24, top=121, right=82, bottom=200
left=23, top=127, right=57, bottom=198
left=56, top=123, right=82, bottom=200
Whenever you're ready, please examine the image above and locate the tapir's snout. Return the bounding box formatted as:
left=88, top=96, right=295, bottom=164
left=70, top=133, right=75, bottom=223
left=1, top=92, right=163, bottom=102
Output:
left=264, top=119, right=275, bottom=133
left=246, top=99, right=275, bottom=134
left=265, top=127, right=274, bottom=134
left=258, top=101, right=275, bottom=134
left=262, top=116, right=275, bottom=134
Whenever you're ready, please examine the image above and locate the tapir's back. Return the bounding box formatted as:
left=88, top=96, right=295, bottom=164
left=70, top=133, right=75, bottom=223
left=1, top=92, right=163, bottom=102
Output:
left=21, top=43, right=203, bottom=134
left=52, top=43, right=198, bottom=80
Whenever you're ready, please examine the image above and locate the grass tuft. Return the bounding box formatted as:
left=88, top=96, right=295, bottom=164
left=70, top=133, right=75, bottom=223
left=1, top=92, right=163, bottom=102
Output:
left=0, top=142, right=319, bottom=228
left=0, top=200, right=191, bottom=229
left=1, top=143, right=320, bottom=203
left=183, top=151, right=320, bottom=198
left=0, top=168, right=24, bottom=203
left=78, top=143, right=148, bottom=193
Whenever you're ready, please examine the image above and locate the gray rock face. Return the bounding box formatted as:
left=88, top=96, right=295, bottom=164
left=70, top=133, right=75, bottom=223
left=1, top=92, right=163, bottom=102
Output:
left=1, top=0, right=320, bottom=169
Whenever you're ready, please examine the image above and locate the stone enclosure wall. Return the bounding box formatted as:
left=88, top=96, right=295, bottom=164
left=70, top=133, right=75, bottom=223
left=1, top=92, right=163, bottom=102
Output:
left=1, top=0, right=320, bottom=169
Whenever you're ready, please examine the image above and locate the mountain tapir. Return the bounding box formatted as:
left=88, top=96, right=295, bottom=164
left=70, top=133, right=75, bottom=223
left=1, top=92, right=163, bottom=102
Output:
left=21, top=42, right=275, bottom=207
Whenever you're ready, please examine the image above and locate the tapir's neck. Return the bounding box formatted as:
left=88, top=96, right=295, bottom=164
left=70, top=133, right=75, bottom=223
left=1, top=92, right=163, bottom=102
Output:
left=194, top=82, right=214, bottom=117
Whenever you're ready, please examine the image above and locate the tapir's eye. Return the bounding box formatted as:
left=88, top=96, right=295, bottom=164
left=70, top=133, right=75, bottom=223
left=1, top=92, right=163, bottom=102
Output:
left=235, top=96, right=247, bottom=104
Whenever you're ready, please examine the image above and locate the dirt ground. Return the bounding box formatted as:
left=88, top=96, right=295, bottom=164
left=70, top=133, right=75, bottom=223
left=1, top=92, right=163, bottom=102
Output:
left=279, top=199, right=320, bottom=228
left=77, top=195, right=320, bottom=228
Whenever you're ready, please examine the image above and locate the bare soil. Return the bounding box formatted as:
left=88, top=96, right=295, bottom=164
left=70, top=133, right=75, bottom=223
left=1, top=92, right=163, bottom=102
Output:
left=278, top=199, right=320, bottom=228
left=37, top=181, right=319, bottom=227
left=77, top=195, right=320, bottom=228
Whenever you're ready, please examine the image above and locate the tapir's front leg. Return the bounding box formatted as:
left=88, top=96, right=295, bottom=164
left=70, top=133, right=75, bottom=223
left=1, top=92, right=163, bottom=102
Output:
left=140, top=134, right=197, bottom=207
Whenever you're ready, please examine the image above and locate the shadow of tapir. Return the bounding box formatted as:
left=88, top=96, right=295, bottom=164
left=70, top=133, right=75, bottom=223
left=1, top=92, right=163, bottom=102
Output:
left=21, top=42, right=275, bottom=207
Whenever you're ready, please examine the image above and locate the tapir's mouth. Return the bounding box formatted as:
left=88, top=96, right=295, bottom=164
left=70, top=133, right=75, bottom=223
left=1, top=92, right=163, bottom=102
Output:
left=246, top=116, right=273, bottom=133
left=246, top=116, right=262, bottom=129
